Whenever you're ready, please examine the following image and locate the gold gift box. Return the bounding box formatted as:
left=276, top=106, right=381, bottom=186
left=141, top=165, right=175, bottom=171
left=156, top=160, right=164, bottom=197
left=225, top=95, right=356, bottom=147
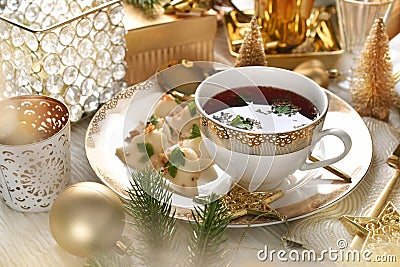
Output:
left=123, top=5, right=217, bottom=85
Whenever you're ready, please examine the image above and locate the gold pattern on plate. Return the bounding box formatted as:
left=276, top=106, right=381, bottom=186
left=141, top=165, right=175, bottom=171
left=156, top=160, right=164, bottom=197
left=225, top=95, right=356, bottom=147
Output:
left=86, top=81, right=153, bottom=146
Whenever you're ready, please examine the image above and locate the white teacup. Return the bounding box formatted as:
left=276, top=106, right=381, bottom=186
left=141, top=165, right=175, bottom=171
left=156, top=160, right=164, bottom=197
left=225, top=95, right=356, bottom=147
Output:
left=194, top=66, right=352, bottom=191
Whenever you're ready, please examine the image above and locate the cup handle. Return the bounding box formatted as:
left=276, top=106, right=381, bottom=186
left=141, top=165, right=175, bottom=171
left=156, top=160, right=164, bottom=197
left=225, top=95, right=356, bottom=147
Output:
left=299, top=128, right=352, bottom=171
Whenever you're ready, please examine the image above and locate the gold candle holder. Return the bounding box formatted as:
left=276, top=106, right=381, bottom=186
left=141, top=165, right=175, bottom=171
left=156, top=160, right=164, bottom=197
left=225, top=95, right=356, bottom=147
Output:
left=0, top=95, right=70, bottom=212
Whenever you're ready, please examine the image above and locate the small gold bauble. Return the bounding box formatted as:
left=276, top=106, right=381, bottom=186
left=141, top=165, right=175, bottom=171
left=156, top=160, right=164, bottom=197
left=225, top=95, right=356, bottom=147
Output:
left=49, top=182, right=125, bottom=257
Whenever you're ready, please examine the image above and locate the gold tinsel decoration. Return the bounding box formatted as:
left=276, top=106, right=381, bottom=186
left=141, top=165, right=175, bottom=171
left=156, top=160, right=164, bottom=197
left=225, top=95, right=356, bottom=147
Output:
left=234, top=16, right=268, bottom=67
left=351, top=18, right=396, bottom=122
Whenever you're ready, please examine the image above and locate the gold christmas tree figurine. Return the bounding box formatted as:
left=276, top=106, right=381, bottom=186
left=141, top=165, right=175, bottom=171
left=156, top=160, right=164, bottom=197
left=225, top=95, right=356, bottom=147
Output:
left=234, top=16, right=268, bottom=67
left=351, top=18, right=396, bottom=121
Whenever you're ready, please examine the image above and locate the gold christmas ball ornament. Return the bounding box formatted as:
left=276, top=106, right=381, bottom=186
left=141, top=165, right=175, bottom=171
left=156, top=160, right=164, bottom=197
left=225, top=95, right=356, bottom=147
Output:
left=49, top=182, right=125, bottom=257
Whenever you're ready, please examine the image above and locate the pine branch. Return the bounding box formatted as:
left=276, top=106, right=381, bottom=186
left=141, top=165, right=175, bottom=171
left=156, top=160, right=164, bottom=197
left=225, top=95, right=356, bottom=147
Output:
left=125, top=0, right=162, bottom=15
left=188, top=195, right=231, bottom=267
left=125, top=169, right=178, bottom=267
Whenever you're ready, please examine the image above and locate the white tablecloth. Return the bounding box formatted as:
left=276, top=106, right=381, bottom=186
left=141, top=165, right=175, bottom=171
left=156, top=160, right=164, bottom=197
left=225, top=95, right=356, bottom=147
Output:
left=1, top=25, right=399, bottom=267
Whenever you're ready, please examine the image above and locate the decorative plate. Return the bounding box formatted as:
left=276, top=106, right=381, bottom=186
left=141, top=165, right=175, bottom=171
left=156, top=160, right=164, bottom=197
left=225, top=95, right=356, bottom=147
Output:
left=85, top=77, right=372, bottom=227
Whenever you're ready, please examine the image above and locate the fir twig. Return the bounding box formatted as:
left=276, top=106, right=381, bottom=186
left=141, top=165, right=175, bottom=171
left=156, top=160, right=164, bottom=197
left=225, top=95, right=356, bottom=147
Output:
left=125, top=0, right=162, bottom=15
left=124, top=169, right=178, bottom=267
left=188, top=194, right=231, bottom=267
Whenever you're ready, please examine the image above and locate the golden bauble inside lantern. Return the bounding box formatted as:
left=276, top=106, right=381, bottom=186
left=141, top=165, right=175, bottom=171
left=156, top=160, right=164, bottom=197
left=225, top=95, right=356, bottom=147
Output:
left=49, top=182, right=125, bottom=257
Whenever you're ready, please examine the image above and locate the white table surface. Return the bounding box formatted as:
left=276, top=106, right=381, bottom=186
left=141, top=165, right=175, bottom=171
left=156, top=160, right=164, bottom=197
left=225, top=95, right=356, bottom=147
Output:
left=0, top=22, right=399, bottom=267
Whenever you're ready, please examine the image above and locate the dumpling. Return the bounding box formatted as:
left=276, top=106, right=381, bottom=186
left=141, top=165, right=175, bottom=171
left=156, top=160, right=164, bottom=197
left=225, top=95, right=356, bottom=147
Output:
left=125, top=121, right=145, bottom=143
left=115, top=141, right=159, bottom=170
left=142, top=124, right=171, bottom=155
left=116, top=124, right=171, bottom=169
left=145, top=115, right=172, bottom=143
left=160, top=147, right=200, bottom=188
left=166, top=101, right=198, bottom=139
left=181, top=137, right=202, bottom=157
left=153, top=94, right=179, bottom=118
left=115, top=139, right=158, bottom=170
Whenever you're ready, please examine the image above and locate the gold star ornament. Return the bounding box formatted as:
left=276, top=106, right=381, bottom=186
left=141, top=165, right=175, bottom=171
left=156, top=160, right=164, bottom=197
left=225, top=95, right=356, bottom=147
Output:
left=223, top=185, right=284, bottom=220
left=340, top=201, right=400, bottom=250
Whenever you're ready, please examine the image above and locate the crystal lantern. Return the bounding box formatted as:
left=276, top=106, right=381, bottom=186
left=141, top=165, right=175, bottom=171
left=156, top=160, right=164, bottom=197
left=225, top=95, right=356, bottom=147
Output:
left=0, top=0, right=127, bottom=121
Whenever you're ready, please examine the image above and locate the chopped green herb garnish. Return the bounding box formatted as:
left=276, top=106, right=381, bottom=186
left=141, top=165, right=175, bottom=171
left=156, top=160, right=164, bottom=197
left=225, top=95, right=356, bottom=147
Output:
left=169, top=147, right=185, bottom=166
left=189, top=124, right=201, bottom=139
left=146, top=114, right=158, bottom=126
left=187, top=100, right=197, bottom=117
left=229, top=115, right=253, bottom=130
left=174, top=96, right=181, bottom=104
left=164, top=147, right=185, bottom=178
left=271, top=103, right=300, bottom=117
left=274, top=105, right=290, bottom=115
left=164, top=162, right=178, bottom=178
left=137, top=142, right=155, bottom=163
